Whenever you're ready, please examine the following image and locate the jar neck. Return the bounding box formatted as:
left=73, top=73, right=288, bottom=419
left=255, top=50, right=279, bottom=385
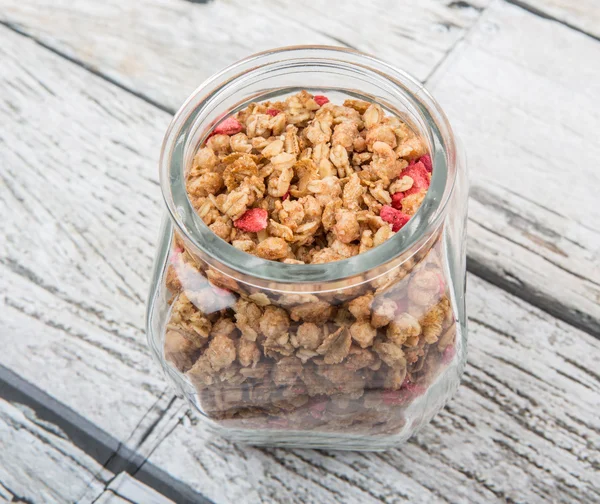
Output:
left=160, top=46, right=457, bottom=291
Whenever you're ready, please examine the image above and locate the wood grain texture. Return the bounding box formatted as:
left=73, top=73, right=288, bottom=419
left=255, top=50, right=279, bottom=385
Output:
left=427, top=0, right=600, bottom=335
left=0, top=398, right=109, bottom=504
left=0, top=0, right=491, bottom=112
left=0, top=22, right=171, bottom=440
left=93, top=473, right=176, bottom=504
left=0, top=25, right=203, bottom=503
left=505, top=0, right=600, bottom=40
left=134, top=275, right=600, bottom=504
left=1, top=0, right=599, bottom=335
left=0, top=362, right=211, bottom=504
left=0, top=2, right=599, bottom=503
left=0, top=393, right=179, bottom=504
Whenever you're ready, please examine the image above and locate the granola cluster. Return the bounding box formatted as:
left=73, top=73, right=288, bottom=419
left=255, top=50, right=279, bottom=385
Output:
left=161, top=92, right=456, bottom=434
left=186, top=91, right=432, bottom=264
left=164, top=237, right=455, bottom=433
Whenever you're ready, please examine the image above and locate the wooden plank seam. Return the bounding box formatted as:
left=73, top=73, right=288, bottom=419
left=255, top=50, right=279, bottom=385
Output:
left=2, top=0, right=597, bottom=337
left=0, top=364, right=212, bottom=504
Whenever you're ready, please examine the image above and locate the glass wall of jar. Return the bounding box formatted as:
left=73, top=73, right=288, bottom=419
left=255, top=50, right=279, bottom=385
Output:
left=146, top=46, right=468, bottom=450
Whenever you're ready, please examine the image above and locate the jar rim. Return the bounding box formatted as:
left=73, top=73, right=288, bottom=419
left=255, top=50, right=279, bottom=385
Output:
left=159, top=45, right=458, bottom=288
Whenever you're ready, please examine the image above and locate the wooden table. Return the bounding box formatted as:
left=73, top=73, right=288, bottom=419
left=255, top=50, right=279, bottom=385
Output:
left=1, top=0, right=599, bottom=502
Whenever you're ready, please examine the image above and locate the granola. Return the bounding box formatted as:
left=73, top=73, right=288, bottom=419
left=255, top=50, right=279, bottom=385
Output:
left=161, top=92, right=458, bottom=435
left=186, top=91, right=431, bottom=264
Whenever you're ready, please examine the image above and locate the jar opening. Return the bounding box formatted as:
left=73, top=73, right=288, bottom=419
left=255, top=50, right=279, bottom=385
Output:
left=160, top=46, right=457, bottom=289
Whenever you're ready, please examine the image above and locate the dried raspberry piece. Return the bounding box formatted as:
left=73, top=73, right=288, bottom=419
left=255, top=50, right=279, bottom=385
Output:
left=383, top=378, right=427, bottom=405
left=213, top=116, right=243, bottom=136
left=233, top=208, right=268, bottom=232
left=419, top=154, right=432, bottom=173
left=212, top=286, right=232, bottom=297
left=309, top=400, right=327, bottom=419
left=391, top=192, right=405, bottom=210
left=380, top=205, right=410, bottom=232
left=266, top=108, right=281, bottom=117
left=395, top=297, right=409, bottom=314
left=442, top=345, right=456, bottom=364
left=402, top=378, right=426, bottom=397
left=282, top=191, right=290, bottom=201
left=314, top=95, right=329, bottom=106
left=382, top=389, right=410, bottom=406
left=402, top=161, right=430, bottom=196
left=169, top=249, right=183, bottom=264
left=437, top=273, right=445, bottom=295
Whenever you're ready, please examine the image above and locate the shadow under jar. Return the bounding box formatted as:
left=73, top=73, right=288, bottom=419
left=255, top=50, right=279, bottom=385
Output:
left=146, top=46, right=468, bottom=451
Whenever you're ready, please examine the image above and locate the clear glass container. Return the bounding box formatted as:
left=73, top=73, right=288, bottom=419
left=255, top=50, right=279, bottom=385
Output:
left=146, top=46, right=468, bottom=450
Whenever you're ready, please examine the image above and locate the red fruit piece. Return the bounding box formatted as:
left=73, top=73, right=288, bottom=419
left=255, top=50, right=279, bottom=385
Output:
left=169, top=246, right=184, bottom=264
left=382, top=390, right=405, bottom=405
left=391, top=192, right=405, bottom=210
left=233, top=208, right=268, bottom=232
left=403, top=161, right=430, bottom=194
left=382, top=388, right=416, bottom=406
left=213, top=116, right=243, bottom=136
left=266, top=108, right=281, bottom=117
left=437, top=272, right=446, bottom=294
left=314, top=95, right=329, bottom=106
left=402, top=161, right=430, bottom=195
left=282, top=191, right=290, bottom=201
left=212, top=286, right=232, bottom=297
left=402, top=379, right=426, bottom=397
left=382, top=380, right=427, bottom=405
left=309, top=400, right=327, bottom=419
left=442, top=345, right=456, bottom=364
left=419, top=154, right=432, bottom=173
left=380, top=205, right=410, bottom=232
left=395, top=297, right=409, bottom=314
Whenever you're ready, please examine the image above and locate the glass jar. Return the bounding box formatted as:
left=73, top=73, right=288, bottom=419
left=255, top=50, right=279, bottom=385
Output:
left=146, top=46, right=467, bottom=451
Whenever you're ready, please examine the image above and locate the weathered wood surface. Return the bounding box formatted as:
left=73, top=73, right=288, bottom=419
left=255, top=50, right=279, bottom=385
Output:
left=0, top=21, right=170, bottom=441
left=506, top=0, right=600, bottom=39
left=93, top=473, right=175, bottom=504
left=134, top=274, right=600, bottom=504
left=0, top=0, right=492, bottom=111
left=0, top=397, right=109, bottom=503
left=0, top=394, right=179, bottom=504
left=0, top=364, right=209, bottom=504
left=427, top=0, right=600, bottom=335
left=1, top=0, right=598, bottom=335
left=0, top=0, right=599, bottom=503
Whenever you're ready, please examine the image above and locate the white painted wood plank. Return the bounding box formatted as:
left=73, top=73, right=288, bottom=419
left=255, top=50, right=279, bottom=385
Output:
left=0, top=0, right=491, bottom=111
left=0, top=23, right=172, bottom=441
left=0, top=363, right=198, bottom=504
left=0, top=483, right=14, bottom=502
left=0, top=25, right=201, bottom=502
left=0, top=5, right=599, bottom=503
left=2, top=0, right=598, bottom=334
left=0, top=398, right=109, bottom=504
left=93, top=491, right=132, bottom=504
left=510, top=0, right=600, bottom=39
left=136, top=274, right=600, bottom=504
left=427, top=0, right=600, bottom=334
left=94, top=472, right=176, bottom=504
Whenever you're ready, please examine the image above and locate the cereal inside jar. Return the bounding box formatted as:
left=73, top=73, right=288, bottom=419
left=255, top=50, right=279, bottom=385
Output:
left=148, top=47, right=467, bottom=450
